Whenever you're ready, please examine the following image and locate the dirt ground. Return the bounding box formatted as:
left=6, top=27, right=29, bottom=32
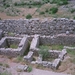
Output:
left=0, top=2, right=75, bottom=20
left=0, top=55, right=74, bottom=75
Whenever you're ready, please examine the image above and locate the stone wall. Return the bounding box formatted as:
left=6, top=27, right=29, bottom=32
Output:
left=40, top=34, right=75, bottom=46
left=0, top=18, right=75, bottom=35
left=0, top=36, right=30, bottom=57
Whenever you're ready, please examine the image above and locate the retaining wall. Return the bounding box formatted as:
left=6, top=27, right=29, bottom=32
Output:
left=0, top=18, right=75, bottom=35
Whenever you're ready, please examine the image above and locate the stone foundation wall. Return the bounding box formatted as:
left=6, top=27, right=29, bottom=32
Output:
left=40, top=34, right=75, bottom=46
left=0, top=18, right=75, bottom=35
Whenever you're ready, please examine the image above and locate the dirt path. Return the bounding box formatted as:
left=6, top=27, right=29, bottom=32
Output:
left=0, top=55, right=71, bottom=75
left=20, top=68, right=71, bottom=75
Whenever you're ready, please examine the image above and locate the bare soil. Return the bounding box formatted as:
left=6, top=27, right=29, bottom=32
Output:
left=0, top=2, right=75, bottom=20
left=0, top=55, right=74, bottom=75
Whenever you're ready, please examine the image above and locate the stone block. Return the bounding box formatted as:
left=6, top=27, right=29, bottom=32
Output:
left=0, top=29, right=3, bottom=40
left=36, top=61, right=42, bottom=65
left=58, top=49, right=67, bottom=60
left=42, top=61, right=48, bottom=67
left=47, top=62, right=52, bottom=68
left=24, top=51, right=33, bottom=62
left=17, top=65, right=28, bottom=72
left=52, top=58, right=61, bottom=69
left=30, top=35, right=40, bottom=56
left=31, top=61, right=36, bottom=64
left=24, top=65, right=28, bottom=72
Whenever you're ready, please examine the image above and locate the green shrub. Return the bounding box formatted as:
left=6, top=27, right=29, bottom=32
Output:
left=29, top=6, right=32, bottom=8
left=3, top=0, right=6, bottom=2
left=10, top=44, right=18, bottom=48
left=0, top=62, right=3, bottom=66
left=67, top=49, right=75, bottom=56
left=14, top=2, right=18, bottom=6
left=39, top=11, right=45, bottom=15
left=50, top=0, right=68, bottom=5
left=6, top=4, right=10, bottom=8
left=14, top=2, right=25, bottom=6
left=3, top=63, right=10, bottom=68
left=39, top=48, right=49, bottom=60
left=32, top=2, right=42, bottom=5
left=4, top=3, right=10, bottom=8
left=42, top=0, right=50, bottom=3
left=70, top=9, right=75, bottom=13
left=32, top=58, right=36, bottom=61
left=27, top=66, right=32, bottom=72
left=0, top=71, right=12, bottom=75
left=45, top=9, right=48, bottom=12
left=16, top=56, right=23, bottom=62
left=39, top=45, right=63, bottom=51
left=50, top=7, right=58, bottom=14
left=73, top=16, right=75, bottom=19
left=26, top=14, right=32, bottom=19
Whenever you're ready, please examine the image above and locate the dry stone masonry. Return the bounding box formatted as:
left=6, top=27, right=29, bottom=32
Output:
left=0, top=18, right=75, bottom=70
left=0, top=36, right=29, bottom=57
left=0, top=18, right=75, bottom=35
left=0, top=30, right=3, bottom=40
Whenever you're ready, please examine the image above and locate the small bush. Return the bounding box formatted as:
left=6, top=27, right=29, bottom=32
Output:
left=70, top=9, right=75, bottom=13
left=32, top=58, right=36, bottom=61
left=3, top=0, right=6, bottom=2
left=39, top=48, right=49, bottom=60
left=14, top=2, right=18, bottom=6
left=26, top=14, right=32, bottom=19
left=6, top=4, right=10, bottom=8
left=16, top=56, right=23, bottom=62
left=0, top=71, right=12, bottom=75
left=29, top=6, right=32, bottom=8
left=12, top=56, right=23, bottom=63
left=50, top=0, right=68, bottom=5
left=14, top=2, right=25, bottom=6
left=0, top=62, right=3, bottom=66
left=45, top=9, right=48, bottom=12
left=27, top=66, right=32, bottom=72
left=10, top=44, right=18, bottom=48
left=39, top=11, right=45, bottom=15
left=73, top=16, right=75, bottom=19
left=3, top=63, right=10, bottom=68
left=4, top=3, right=10, bottom=8
left=50, top=7, right=58, bottom=14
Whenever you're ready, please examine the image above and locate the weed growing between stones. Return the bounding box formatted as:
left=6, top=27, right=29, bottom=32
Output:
left=0, top=63, right=9, bottom=68
left=3, top=63, right=10, bottom=68
left=12, top=56, right=23, bottom=63
left=10, top=44, right=18, bottom=49
left=67, top=49, right=75, bottom=64
left=0, top=62, right=3, bottom=66
left=39, top=48, right=49, bottom=60
left=0, top=71, right=12, bottom=75
left=27, top=66, right=32, bottom=72
left=67, top=49, right=75, bottom=56
left=39, top=45, right=63, bottom=50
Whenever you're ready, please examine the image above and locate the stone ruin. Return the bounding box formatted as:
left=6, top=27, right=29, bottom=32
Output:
left=0, top=18, right=75, bottom=70
left=0, top=35, right=29, bottom=57
left=0, top=18, right=75, bottom=35
left=0, top=32, right=74, bottom=69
